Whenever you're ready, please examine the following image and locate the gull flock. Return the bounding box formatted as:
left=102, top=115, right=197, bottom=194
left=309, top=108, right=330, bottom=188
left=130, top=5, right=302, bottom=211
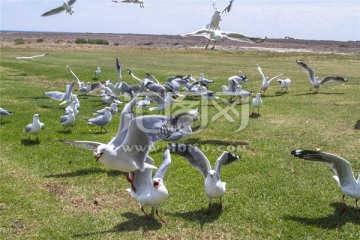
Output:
left=3, top=54, right=354, bottom=222
left=2, top=0, right=357, bottom=227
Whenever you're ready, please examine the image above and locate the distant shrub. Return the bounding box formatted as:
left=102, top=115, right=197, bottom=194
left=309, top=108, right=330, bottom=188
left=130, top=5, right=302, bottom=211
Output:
left=37, top=38, right=44, bottom=43
left=75, top=38, right=88, bottom=44
left=55, top=39, right=64, bottom=44
left=14, top=39, right=25, bottom=45
left=114, top=42, right=120, bottom=46
left=87, top=39, right=109, bottom=45
left=75, top=38, right=110, bottom=45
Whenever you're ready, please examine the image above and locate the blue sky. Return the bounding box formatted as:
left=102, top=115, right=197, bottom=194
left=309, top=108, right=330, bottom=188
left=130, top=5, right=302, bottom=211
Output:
left=1, top=0, right=359, bottom=41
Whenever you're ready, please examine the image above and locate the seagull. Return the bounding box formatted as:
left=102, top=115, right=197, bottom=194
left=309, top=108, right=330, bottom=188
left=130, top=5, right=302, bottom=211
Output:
left=128, top=69, right=166, bottom=98
left=221, top=79, right=251, bottom=97
left=13, top=53, right=48, bottom=60
left=60, top=109, right=75, bottom=130
left=164, top=125, right=192, bottom=142
left=251, top=93, right=263, bottom=115
left=86, top=107, right=112, bottom=132
left=41, top=0, right=77, bottom=17
left=114, top=58, right=135, bottom=98
left=64, top=101, right=79, bottom=116
left=169, top=143, right=241, bottom=212
left=208, top=0, right=235, bottom=30
left=113, top=0, right=145, bottom=8
left=0, top=107, right=12, bottom=123
left=257, top=64, right=284, bottom=95
left=58, top=98, right=198, bottom=174
left=276, top=78, right=292, bottom=92
left=185, top=0, right=254, bottom=49
left=185, top=29, right=253, bottom=50
left=291, top=149, right=360, bottom=212
left=136, top=96, right=151, bottom=109
left=24, top=114, right=44, bottom=142
left=94, top=102, right=118, bottom=116
left=201, top=90, right=219, bottom=105
left=100, top=92, right=121, bottom=105
left=67, top=65, right=103, bottom=97
left=228, top=71, right=248, bottom=84
left=296, top=60, right=348, bottom=93
left=148, top=92, right=172, bottom=112
left=94, top=67, right=101, bottom=79
left=43, top=79, right=75, bottom=105
left=127, top=149, right=171, bottom=223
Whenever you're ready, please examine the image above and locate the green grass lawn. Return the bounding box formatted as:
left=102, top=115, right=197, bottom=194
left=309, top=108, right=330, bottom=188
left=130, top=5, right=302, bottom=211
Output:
left=1, top=46, right=359, bottom=239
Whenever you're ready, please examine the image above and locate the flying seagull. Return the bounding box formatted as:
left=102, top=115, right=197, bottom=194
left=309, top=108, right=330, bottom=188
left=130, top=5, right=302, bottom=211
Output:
left=296, top=60, right=348, bottom=92
left=127, top=149, right=171, bottom=223
left=186, top=29, right=253, bottom=50
left=112, top=0, right=144, bottom=8
left=13, top=53, right=49, bottom=60
left=169, top=143, right=241, bottom=213
left=41, top=0, right=77, bottom=17
left=291, top=149, right=360, bottom=212
left=24, top=114, right=44, bottom=142
left=208, top=0, right=235, bottom=30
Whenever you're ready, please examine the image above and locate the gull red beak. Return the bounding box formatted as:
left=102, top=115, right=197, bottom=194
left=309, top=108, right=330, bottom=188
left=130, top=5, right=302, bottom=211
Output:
left=153, top=180, right=160, bottom=189
left=93, top=152, right=103, bottom=161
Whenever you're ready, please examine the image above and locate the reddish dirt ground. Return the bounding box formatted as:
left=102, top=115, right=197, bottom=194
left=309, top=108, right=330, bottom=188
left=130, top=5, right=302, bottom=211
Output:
left=1, top=31, right=359, bottom=54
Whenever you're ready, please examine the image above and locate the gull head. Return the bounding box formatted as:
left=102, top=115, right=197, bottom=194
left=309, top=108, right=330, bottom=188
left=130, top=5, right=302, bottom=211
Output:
left=153, top=178, right=163, bottom=189
left=208, top=170, right=216, bottom=178
left=93, top=144, right=108, bottom=161
left=33, top=114, right=40, bottom=120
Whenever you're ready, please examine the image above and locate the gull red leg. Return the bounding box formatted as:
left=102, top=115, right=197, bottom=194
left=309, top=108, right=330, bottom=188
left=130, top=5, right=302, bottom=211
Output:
left=156, top=209, right=168, bottom=224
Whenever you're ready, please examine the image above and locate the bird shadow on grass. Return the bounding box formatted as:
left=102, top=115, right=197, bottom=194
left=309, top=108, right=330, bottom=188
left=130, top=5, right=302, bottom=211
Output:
left=275, top=91, right=288, bottom=95
left=57, top=129, right=72, bottom=134
left=249, top=113, right=261, bottom=119
left=184, top=137, right=248, bottom=147
left=354, top=120, right=360, bottom=130
left=169, top=206, right=222, bottom=228
left=45, top=168, right=125, bottom=178
left=72, top=212, right=162, bottom=238
left=21, top=139, right=40, bottom=146
left=283, top=202, right=360, bottom=229
left=293, top=92, right=345, bottom=96
left=79, top=130, right=110, bottom=135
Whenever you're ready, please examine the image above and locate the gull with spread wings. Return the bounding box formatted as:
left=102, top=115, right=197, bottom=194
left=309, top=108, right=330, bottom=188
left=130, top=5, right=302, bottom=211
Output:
left=296, top=60, right=348, bottom=92
left=41, top=0, right=77, bottom=17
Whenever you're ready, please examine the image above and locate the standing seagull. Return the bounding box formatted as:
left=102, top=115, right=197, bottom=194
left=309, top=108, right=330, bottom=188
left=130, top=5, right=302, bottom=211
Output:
left=24, top=114, right=44, bottom=142
left=251, top=93, right=263, bottom=115
left=94, top=67, right=101, bottom=79
left=127, top=149, right=171, bottom=223
left=60, top=109, right=75, bottom=130
left=13, top=53, right=48, bottom=60
left=291, top=150, right=360, bottom=212
left=169, top=143, right=241, bottom=213
left=41, top=0, right=77, bottom=17
left=276, top=78, right=292, bottom=93
left=86, top=107, right=112, bottom=132
left=296, top=60, right=348, bottom=93
left=257, top=64, right=284, bottom=95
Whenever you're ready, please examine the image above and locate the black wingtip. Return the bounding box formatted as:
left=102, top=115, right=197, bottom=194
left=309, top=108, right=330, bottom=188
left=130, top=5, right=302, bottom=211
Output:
left=228, top=152, right=241, bottom=161
left=291, top=149, right=322, bottom=160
